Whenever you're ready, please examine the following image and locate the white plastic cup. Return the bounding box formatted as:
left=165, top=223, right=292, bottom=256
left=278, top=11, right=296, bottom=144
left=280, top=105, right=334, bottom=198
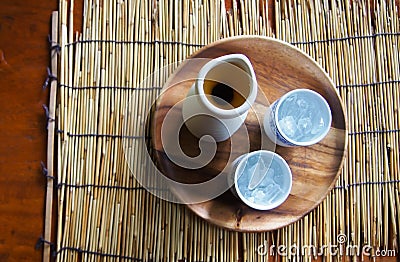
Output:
left=182, top=54, right=258, bottom=142
left=263, top=89, right=332, bottom=147
left=229, top=150, right=292, bottom=210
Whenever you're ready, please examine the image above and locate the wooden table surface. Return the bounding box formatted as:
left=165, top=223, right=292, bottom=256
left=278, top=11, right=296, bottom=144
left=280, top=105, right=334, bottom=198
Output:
left=0, top=1, right=57, bottom=261
left=0, top=1, right=396, bottom=261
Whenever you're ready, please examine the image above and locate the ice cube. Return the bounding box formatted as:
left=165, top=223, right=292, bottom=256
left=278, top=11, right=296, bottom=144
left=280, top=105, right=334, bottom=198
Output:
left=286, top=94, right=297, bottom=103
left=252, top=188, right=266, bottom=200
left=273, top=171, right=283, bottom=185
left=279, top=94, right=299, bottom=119
left=268, top=186, right=284, bottom=204
left=297, top=116, right=312, bottom=135
left=251, top=188, right=266, bottom=204
left=296, top=98, right=309, bottom=109
left=237, top=176, right=251, bottom=197
left=247, top=157, right=270, bottom=190
left=249, top=184, right=284, bottom=205
left=278, top=116, right=299, bottom=138
left=311, top=116, right=325, bottom=135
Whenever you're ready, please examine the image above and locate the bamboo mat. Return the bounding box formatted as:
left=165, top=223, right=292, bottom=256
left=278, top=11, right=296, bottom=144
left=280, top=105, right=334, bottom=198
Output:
left=46, top=0, right=400, bottom=261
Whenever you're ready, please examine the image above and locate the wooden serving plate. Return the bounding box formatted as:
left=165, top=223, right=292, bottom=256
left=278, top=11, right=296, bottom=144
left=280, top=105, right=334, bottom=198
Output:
left=151, top=36, right=347, bottom=232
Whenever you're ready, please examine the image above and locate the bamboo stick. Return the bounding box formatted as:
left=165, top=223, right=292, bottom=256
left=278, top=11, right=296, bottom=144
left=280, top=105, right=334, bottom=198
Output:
left=43, top=11, right=59, bottom=262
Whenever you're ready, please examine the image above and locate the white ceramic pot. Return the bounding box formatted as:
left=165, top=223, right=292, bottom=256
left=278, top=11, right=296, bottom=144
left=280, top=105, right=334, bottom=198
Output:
left=182, top=54, right=258, bottom=142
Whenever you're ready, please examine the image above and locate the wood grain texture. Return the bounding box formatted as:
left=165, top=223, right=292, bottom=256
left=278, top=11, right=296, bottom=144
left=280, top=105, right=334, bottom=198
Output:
left=152, top=36, right=348, bottom=231
left=0, top=1, right=58, bottom=261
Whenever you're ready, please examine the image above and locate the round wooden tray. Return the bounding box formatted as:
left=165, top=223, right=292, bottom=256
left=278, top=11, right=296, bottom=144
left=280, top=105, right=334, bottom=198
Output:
left=151, top=36, right=347, bottom=232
